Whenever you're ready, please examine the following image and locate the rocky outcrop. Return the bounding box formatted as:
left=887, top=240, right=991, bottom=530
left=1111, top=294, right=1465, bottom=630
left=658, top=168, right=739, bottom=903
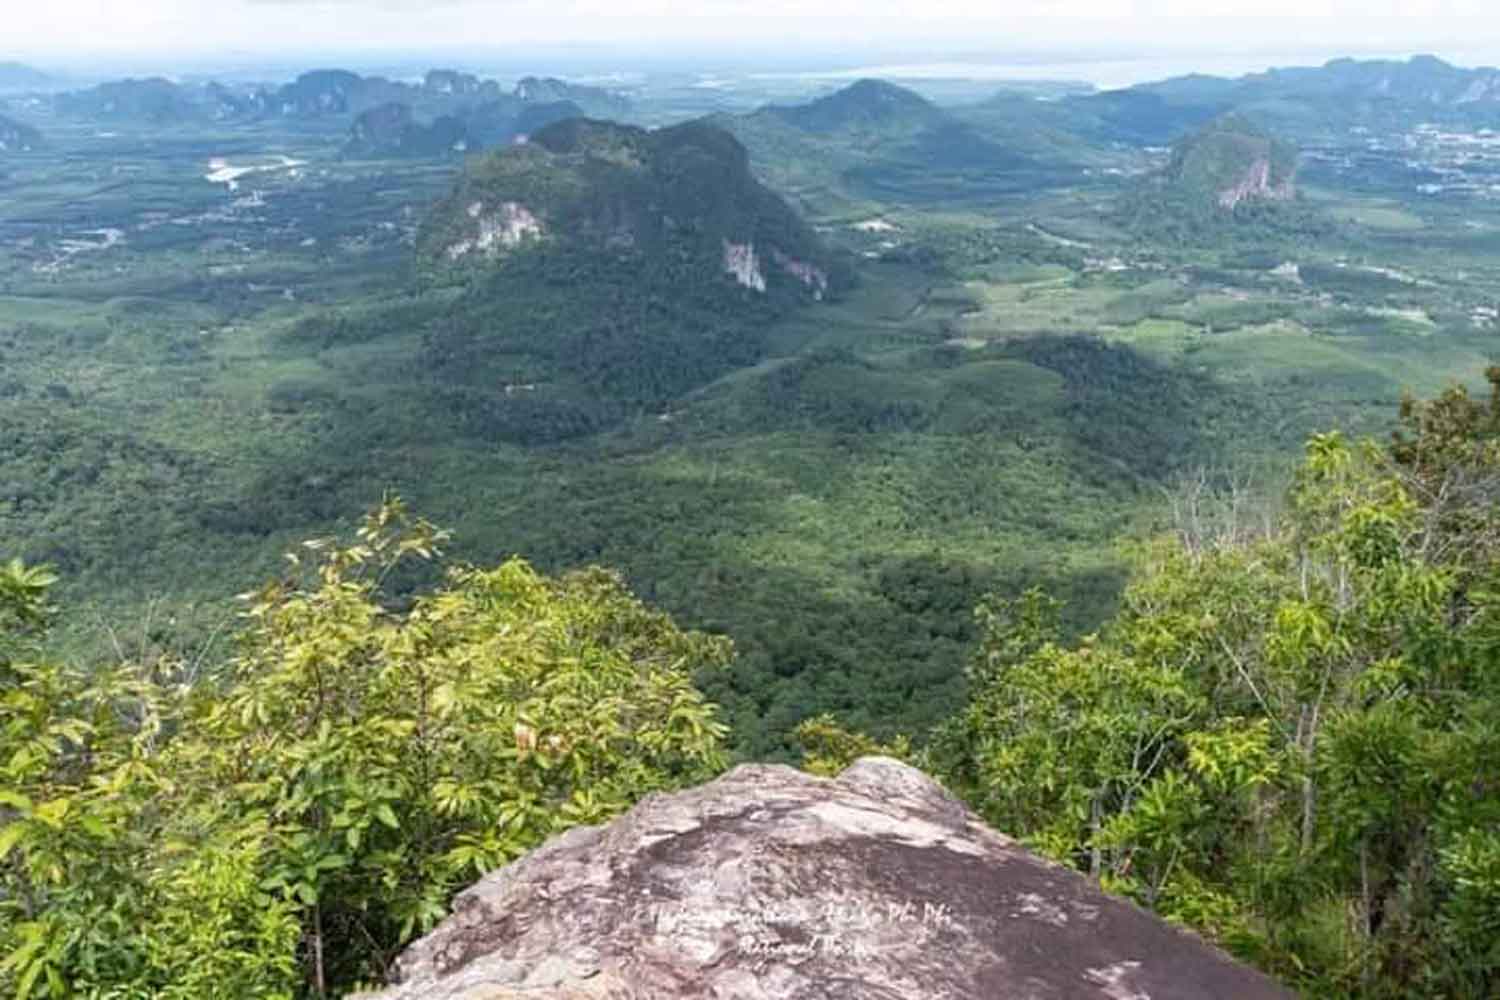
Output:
left=723, top=240, right=767, bottom=292
left=1217, top=156, right=1296, bottom=209
left=360, top=758, right=1291, bottom=1000
left=445, top=201, right=544, bottom=260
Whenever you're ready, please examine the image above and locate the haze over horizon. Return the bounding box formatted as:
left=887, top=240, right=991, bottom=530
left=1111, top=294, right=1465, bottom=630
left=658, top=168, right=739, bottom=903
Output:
left=7, top=1, right=1500, bottom=87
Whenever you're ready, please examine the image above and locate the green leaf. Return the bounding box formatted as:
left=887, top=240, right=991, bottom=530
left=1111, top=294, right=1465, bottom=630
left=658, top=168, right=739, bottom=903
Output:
left=0, top=821, right=25, bottom=861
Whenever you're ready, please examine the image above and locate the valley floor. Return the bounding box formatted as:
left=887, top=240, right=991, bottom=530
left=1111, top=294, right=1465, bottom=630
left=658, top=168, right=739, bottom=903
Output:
left=3, top=107, right=1497, bottom=755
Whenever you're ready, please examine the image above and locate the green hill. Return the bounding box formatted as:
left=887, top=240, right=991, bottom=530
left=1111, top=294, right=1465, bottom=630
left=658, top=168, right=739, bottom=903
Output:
left=728, top=79, right=1077, bottom=209
left=412, top=117, right=844, bottom=437
left=421, top=117, right=834, bottom=295
left=1111, top=113, right=1322, bottom=244
left=1164, top=113, right=1298, bottom=209
left=767, top=78, right=945, bottom=133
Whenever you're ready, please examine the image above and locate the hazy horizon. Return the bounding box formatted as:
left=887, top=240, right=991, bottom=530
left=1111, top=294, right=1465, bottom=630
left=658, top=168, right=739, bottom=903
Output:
left=7, top=2, right=1500, bottom=89
left=10, top=45, right=1500, bottom=94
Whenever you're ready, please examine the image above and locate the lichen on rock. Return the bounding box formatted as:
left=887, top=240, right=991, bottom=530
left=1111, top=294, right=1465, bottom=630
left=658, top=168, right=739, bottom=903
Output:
left=358, top=758, right=1291, bottom=1000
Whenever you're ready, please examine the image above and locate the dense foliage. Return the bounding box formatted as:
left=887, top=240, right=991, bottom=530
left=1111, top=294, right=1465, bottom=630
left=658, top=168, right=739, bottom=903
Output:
left=0, top=499, right=727, bottom=997
left=929, top=379, right=1500, bottom=996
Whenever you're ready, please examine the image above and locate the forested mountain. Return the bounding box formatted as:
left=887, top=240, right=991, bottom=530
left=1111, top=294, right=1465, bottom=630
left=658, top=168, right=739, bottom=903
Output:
left=1103, top=53, right=1500, bottom=142
left=1112, top=113, right=1327, bottom=245
left=343, top=103, right=473, bottom=158
left=1163, top=114, right=1298, bottom=209
left=1145, top=53, right=1500, bottom=110
left=959, top=54, right=1500, bottom=154
left=54, top=77, right=203, bottom=122
left=47, top=68, right=632, bottom=130
left=268, top=68, right=371, bottom=115
left=421, top=117, right=833, bottom=293
left=727, top=78, right=1080, bottom=206
left=411, top=117, right=843, bottom=434
left=766, top=78, right=946, bottom=133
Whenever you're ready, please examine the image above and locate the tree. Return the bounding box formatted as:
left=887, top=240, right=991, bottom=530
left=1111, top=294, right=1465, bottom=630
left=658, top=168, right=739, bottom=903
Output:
left=932, top=383, right=1500, bottom=996
left=2, top=498, right=729, bottom=997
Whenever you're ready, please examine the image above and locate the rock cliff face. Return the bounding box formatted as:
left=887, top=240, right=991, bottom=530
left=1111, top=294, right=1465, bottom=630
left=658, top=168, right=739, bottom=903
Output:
left=1216, top=155, right=1295, bottom=209
left=360, top=758, right=1290, bottom=1000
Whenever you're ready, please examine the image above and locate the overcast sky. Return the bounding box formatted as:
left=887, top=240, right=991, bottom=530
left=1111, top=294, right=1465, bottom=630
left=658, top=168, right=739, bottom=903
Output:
left=10, top=1, right=1500, bottom=81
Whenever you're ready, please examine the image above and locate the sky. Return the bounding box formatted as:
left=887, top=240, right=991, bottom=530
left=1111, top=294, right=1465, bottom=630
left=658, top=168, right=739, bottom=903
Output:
left=9, top=0, right=1500, bottom=83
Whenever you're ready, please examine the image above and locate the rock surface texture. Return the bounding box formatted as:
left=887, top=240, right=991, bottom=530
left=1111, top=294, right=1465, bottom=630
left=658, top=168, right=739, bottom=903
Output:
left=361, top=758, right=1292, bottom=999
left=1217, top=156, right=1296, bottom=209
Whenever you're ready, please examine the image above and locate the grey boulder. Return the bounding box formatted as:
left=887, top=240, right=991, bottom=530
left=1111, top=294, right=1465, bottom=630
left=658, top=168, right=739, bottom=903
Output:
left=360, top=757, right=1291, bottom=999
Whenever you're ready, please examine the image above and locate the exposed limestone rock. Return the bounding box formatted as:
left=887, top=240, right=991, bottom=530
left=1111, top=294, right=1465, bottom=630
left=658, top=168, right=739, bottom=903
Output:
left=360, top=758, right=1292, bottom=1000
left=447, top=202, right=544, bottom=260
left=772, top=249, right=829, bottom=300
left=1217, top=156, right=1295, bottom=209
left=723, top=239, right=767, bottom=293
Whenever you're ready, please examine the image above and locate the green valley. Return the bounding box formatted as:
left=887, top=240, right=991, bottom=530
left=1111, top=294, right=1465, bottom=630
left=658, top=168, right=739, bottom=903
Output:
left=5, top=67, right=1500, bottom=756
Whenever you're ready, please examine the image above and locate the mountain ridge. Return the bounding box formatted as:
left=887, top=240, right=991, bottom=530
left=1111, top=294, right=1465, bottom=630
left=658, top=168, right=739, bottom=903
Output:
left=728, top=78, right=1067, bottom=207
left=1131, top=53, right=1500, bottom=117
left=48, top=67, right=632, bottom=128
left=767, top=78, right=946, bottom=133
